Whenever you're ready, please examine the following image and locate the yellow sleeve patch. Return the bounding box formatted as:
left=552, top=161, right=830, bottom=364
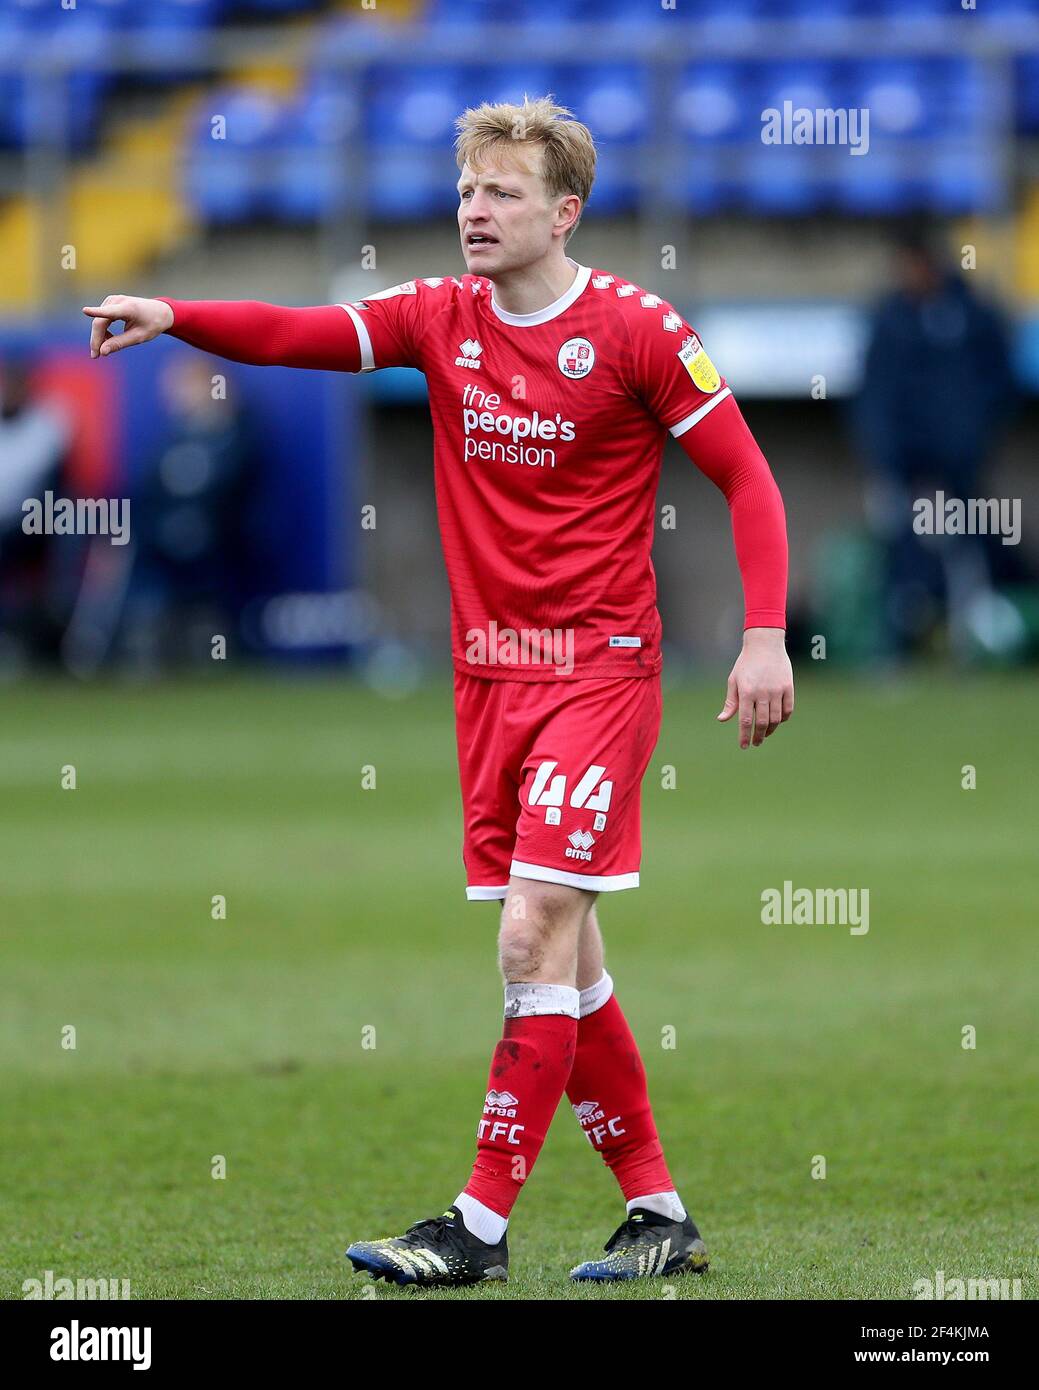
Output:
left=677, top=335, right=721, bottom=394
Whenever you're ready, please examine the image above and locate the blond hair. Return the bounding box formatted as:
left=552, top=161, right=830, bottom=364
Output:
left=454, top=94, right=596, bottom=242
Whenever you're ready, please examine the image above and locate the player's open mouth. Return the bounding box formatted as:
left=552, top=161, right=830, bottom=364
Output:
left=466, top=234, right=498, bottom=248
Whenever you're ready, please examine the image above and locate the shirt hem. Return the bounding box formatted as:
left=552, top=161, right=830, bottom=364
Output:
left=452, top=656, right=662, bottom=682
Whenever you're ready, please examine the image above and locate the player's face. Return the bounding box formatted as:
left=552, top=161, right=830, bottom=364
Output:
left=456, top=152, right=567, bottom=277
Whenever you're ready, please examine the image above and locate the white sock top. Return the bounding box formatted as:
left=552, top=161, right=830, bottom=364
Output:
left=454, top=1192, right=508, bottom=1245
left=578, top=969, right=614, bottom=1018
left=627, top=1190, right=687, bottom=1223
left=504, top=981, right=580, bottom=1019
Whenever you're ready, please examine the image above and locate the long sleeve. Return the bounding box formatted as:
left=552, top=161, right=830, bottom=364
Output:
left=156, top=298, right=363, bottom=371
left=673, top=393, right=788, bottom=630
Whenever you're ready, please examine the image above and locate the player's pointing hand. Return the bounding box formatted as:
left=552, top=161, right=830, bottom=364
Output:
left=82, top=295, right=174, bottom=358
left=717, top=626, right=794, bottom=749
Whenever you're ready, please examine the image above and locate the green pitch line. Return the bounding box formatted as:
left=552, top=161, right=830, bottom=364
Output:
left=0, top=672, right=1035, bottom=1299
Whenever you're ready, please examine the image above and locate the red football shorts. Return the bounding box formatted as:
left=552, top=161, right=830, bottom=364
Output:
left=454, top=670, right=663, bottom=900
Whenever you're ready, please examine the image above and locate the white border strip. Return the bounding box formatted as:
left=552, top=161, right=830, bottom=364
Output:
left=509, top=860, right=639, bottom=893
left=669, top=385, right=732, bottom=437
left=337, top=302, right=375, bottom=372
left=465, top=884, right=509, bottom=901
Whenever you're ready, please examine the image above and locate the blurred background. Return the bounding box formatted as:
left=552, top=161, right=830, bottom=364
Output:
left=1, top=0, right=1038, bottom=680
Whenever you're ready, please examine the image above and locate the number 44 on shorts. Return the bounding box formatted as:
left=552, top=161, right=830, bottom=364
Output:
left=527, top=761, right=613, bottom=825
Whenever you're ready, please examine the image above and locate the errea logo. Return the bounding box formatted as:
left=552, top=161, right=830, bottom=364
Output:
left=572, top=1099, right=627, bottom=1148
left=484, top=1089, right=519, bottom=1117
left=455, top=339, right=483, bottom=369
left=572, top=1100, right=604, bottom=1124
left=566, top=829, right=596, bottom=862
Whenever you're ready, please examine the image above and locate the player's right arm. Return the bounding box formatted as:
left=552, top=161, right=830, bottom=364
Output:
left=82, top=294, right=364, bottom=369
left=82, top=280, right=452, bottom=371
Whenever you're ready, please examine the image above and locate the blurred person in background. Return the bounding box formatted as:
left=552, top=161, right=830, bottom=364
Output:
left=115, top=354, right=253, bottom=673
left=854, top=222, right=1017, bottom=663
left=0, top=355, right=71, bottom=670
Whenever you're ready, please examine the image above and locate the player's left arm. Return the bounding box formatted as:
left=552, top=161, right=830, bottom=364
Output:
left=673, top=393, right=793, bottom=749
left=624, top=300, right=792, bottom=749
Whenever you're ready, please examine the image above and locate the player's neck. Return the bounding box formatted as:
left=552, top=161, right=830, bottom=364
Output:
left=489, top=255, right=579, bottom=317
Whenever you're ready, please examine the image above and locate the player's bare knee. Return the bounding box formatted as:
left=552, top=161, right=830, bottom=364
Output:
left=498, top=905, right=561, bottom=979
left=498, top=882, right=587, bottom=980
left=498, top=924, right=545, bottom=981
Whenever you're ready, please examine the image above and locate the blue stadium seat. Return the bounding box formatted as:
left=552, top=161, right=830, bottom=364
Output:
left=269, top=80, right=360, bottom=222
left=870, top=0, right=957, bottom=23
left=0, top=7, right=111, bottom=152
left=112, top=0, right=232, bottom=18
left=673, top=62, right=758, bottom=144
left=309, top=14, right=397, bottom=65
left=845, top=59, right=930, bottom=141
left=672, top=62, right=761, bottom=213
left=568, top=0, right=678, bottom=33
left=740, top=144, right=827, bottom=215
left=832, top=147, right=922, bottom=215
left=0, top=15, right=25, bottom=148
left=749, top=60, right=843, bottom=211
left=694, top=0, right=766, bottom=28
left=86, top=0, right=137, bottom=16
left=471, top=64, right=560, bottom=111
left=976, top=0, right=1039, bottom=25
left=364, top=63, right=469, bottom=148
left=678, top=147, right=736, bottom=216
left=422, top=0, right=580, bottom=27
left=1016, top=55, right=1039, bottom=131
left=927, top=57, right=990, bottom=137
left=360, top=64, right=464, bottom=218
left=129, top=0, right=227, bottom=83
left=364, top=148, right=460, bottom=220
left=924, top=146, right=1003, bottom=214
left=560, top=64, right=649, bottom=145
left=754, top=60, right=839, bottom=127
left=756, top=0, right=862, bottom=24
left=183, top=87, right=284, bottom=224
left=557, top=64, right=649, bottom=214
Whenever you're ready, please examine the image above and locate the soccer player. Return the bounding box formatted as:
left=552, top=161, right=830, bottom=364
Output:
left=83, top=96, right=793, bottom=1287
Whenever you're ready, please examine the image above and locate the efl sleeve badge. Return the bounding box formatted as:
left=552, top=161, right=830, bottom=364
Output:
left=677, top=335, right=721, bottom=394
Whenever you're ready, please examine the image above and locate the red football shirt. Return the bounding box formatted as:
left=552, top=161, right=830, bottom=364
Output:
left=340, top=259, right=738, bottom=681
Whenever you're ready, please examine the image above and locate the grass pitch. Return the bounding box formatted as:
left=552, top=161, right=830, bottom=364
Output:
left=0, top=670, right=1035, bottom=1300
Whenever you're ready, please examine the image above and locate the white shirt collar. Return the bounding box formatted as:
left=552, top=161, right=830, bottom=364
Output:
left=489, top=259, right=591, bottom=327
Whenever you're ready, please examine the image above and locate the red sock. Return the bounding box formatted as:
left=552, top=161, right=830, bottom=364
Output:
left=565, top=990, right=675, bottom=1202
left=463, top=1006, right=578, bottom=1219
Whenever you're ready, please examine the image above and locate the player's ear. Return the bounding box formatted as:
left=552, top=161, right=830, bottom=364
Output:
left=557, top=194, right=581, bottom=238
